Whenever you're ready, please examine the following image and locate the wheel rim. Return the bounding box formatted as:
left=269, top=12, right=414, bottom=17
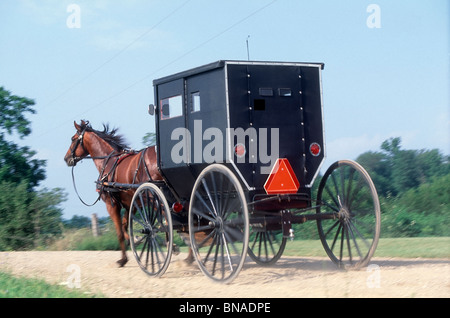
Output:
left=316, top=160, right=381, bottom=269
left=189, top=165, right=249, bottom=283
left=248, top=220, right=286, bottom=265
left=129, top=184, right=173, bottom=277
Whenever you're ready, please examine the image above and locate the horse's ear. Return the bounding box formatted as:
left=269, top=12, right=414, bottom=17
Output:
left=74, top=121, right=82, bottom=132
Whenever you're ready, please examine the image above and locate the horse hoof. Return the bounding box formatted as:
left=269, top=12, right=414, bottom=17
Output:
left=116, top=259, right=128, bottom=267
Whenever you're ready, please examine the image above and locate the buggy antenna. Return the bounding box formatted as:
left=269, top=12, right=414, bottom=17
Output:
left=246, top=35, right=250, bottom=61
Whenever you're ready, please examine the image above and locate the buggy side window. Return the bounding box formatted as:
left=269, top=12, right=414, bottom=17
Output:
left=191, top=91, right=201, bottom=112
left=160, top=95, right=183, bottom=120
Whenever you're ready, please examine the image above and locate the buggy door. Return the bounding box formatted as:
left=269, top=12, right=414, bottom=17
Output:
left=185, top=68, right=227, bottom=177
left=155, top=78, right=196, bottom=200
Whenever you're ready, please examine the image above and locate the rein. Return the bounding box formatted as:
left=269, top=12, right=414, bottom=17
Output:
left=70, top=151, right=118, bottom=207
left=71, top=165, right=101, bottom=207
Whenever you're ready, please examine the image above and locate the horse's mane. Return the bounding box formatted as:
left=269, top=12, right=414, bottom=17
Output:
left=81, top=121, right=129, bottom=152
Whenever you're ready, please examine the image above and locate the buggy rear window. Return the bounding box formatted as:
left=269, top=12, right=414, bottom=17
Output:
left=160, top=95, right=183, bottom=120
left=191, top=92, right=201, bottom=112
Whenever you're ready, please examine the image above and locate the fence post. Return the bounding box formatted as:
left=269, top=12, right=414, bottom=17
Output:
left=91, top=213, right=99, bottom=237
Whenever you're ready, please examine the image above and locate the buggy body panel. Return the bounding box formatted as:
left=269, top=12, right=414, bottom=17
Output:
left=153, top=60, right=325, bottom=201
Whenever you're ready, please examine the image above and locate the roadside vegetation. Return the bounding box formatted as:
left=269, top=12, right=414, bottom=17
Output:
left=0, top=271, right=100, bottom=298
left=0, top=88, right=448, bottom=254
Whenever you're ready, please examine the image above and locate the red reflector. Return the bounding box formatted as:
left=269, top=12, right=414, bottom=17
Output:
left=264, top=158, right=300, bottom=195
left=234, top=143, right=246, bottom=157
left=172, top=202, right=183, bottom=213
left=310, top=143, right=321, bottom=156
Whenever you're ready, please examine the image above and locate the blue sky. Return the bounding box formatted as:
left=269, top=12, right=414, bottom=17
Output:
left=0, top=0, right=448, bottom=219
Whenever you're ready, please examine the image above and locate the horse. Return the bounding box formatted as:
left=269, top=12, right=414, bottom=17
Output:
left=64, top=120, right=163, bottom=267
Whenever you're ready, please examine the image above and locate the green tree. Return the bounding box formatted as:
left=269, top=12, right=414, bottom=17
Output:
left=0, top=87, right=65, bottom=250
left=142, top=132, right=156, bottom=147
left=63, top=215, right=91, bottom=229
left=0, top=181, right=33, bottom=250
left=391, top=149, right=420, bottom=194
left=358, top=137, right=449, bottom=197
left=357, top=137, right=449, bottom=237
left=31, top=188, right=66, bottom=246
left=0, top=137, right=45, bottom=189
left=0, top=87, right=45, bottom=189
left=356, top=151, right=392, bottom=196
left=0, top=87, right=35, bottom=137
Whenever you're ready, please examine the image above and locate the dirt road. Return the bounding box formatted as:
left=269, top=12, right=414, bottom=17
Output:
left=0, top=251, right=449, bottom=298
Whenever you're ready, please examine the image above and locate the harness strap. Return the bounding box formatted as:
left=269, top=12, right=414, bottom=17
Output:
left=132, top=148, right=153, bottom=184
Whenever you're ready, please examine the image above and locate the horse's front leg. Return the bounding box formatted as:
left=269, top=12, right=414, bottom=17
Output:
left=106, top=202, right=128, bottom=267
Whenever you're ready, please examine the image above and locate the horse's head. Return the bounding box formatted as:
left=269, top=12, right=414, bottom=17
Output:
left=64, top=120, right=91, bottom=166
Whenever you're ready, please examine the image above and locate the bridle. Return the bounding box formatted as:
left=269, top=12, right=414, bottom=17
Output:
left=68, top=121, right=118, bottom=165
left=69, top=122, right=119, bottom=206
left=68, top=124, right=90, bottom=166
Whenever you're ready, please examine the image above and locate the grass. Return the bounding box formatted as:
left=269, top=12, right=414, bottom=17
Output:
left=0, top=271, right=99, bottom=298
left=47, top=227, right=120, bottom=251
left=174, top=236, right=450, bottom=258
left=283, top=236, right=450, bottom=259
left=48, top=224, right=450, bottom=259
left=374, top=237, right=450, bottom=258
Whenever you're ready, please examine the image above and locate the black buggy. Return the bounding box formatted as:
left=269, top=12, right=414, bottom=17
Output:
left=128, top=60, right=381, bottom=283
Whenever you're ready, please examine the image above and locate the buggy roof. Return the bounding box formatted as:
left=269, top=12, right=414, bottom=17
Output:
left=153, top=60, right=325, bottom=86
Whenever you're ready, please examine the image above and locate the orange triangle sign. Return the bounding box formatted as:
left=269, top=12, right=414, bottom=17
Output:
left=264, top=158, right=300, bottom=195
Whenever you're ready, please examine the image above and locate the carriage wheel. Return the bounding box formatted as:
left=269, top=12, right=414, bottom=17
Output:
left=188, top=164, right=249, bottom=283
left=129, top=183, right=173, bottom=277
left=316, top=160, right=381, bottom=269
left=248, top=220, right=286, bottom=266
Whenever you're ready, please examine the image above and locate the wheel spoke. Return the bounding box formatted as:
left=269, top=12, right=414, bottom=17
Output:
left=347, top=220, right=363, bottom=259
left=221, top=232, right=234, bottom=271
left=348, top=218, right=372, bottom=250
left=210, top=172, right=220, bottom=215
left=330, top=222, right=342, bottom=253
left=191, top=205, right=216, bottom=223
left=345, top=225, right=353, bottom=264
left=345, top=168, right=355, bottom=207
left=340, top=166, right=346, bottom=206
left=196, top=229, right=216, bottom=249
left=324, top=219, right=340, bottom=238
left=220, top=181, right=234, bottom=216
left=325, top=184, right=340, bottom=210
left=194, top=191, right=216, bottom=218
left=201, top=179, right=218, bottom=217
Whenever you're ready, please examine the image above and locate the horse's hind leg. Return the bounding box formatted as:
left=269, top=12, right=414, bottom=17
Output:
left=122, top=214, right=129, bottom=241
left=185, top=248, right=195, bottom=264
left=106, top=203, right=128, bottom=267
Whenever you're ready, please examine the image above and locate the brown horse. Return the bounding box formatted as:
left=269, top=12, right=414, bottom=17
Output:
left=64, top=120, right=162, bottom=267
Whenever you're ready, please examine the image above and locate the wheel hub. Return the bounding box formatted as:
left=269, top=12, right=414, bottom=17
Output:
left=215, top=216, right=224, bottom=232
left=338, top=206, right=351, bottom=222
left=141, top=227, right=152, bottom=235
